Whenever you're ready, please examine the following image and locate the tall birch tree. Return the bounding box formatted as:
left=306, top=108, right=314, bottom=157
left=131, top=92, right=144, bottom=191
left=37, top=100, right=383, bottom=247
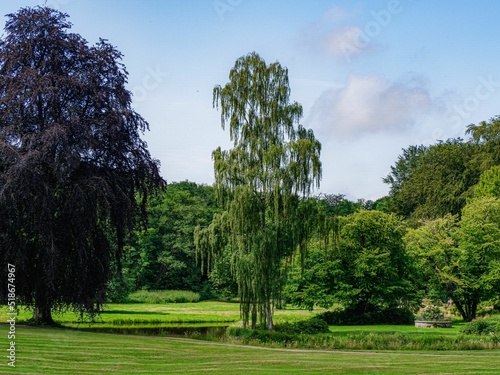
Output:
left=195, top=52, right=322, bottom=330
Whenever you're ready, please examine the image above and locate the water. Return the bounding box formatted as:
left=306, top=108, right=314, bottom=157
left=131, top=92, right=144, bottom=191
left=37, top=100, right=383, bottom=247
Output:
left=79, top=325, right=229, bottom=338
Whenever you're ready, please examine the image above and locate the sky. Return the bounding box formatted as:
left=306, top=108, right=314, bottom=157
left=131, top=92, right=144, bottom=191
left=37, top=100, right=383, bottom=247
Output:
left=2, top=0, right=500, bottom=200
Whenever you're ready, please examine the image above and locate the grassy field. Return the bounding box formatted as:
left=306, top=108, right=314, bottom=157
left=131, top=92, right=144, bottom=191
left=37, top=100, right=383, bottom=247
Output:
left=2, top=326, right=500, bottom=374
left=0, top=301, right=322, bottom=327
left=1, top=301, right=499, bottom=373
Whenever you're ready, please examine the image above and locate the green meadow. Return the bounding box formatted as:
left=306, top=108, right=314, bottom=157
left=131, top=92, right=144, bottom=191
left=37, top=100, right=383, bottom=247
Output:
left=1, top=301, right=500, bottom=373
left=1, top=326, right=500, bottom=374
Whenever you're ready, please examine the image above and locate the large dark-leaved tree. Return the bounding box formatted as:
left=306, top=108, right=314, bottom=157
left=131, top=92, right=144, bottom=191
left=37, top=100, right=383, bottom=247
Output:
left=0, top=7, right=164, bottom=324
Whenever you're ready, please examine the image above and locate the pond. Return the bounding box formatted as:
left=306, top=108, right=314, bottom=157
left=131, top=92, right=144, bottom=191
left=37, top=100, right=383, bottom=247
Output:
left=74, top=325, right=229, bottom=338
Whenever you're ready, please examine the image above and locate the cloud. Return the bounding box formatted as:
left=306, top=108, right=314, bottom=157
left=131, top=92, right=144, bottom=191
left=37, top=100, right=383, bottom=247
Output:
left=322, top=5, right=358, bottom=23
left=309, top=74, right=434, bottom=137
left=322, top=25, right=378, bottom=60
left=299, top=5, right=374, bottom=61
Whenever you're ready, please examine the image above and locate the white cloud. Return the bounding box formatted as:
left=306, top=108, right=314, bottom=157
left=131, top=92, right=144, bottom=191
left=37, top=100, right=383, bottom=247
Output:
left=299, top=5, right=374, bottom=61
left=323, top=26, right=368, bottom=59
left=322, top=5, right=359, bottom=23
left=309, top=74, right=433, bottom=137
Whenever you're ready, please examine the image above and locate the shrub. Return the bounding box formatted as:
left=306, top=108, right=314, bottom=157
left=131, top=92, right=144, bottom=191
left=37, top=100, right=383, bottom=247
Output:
left=127, top=290, right=200, bottom=304
left=317, top=307, right=414, bottom=325
left=275, top=317, right=330, bottom=334
left=418, top=305, right=446, bottom=321
left=461, top=317, right=500, bottom=335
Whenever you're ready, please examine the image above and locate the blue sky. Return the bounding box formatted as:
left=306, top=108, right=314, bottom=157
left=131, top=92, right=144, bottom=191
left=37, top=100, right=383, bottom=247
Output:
left=2, top=0, right=500, bottom=200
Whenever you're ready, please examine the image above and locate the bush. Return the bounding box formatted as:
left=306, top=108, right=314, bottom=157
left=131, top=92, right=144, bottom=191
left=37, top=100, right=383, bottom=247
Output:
left=227, top=317, right=329, bottom=344
left=461, top=317, right=500, bottom=335
left=418, top=305, right=447, bottom=321
left=275, top=317, right=330, bottom=334
left=127, top=290, right=200, bottom=304
left=317, top=307, right=414, bottom=325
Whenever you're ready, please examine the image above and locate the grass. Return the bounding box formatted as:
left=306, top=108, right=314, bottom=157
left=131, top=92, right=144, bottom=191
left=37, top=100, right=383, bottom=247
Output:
left=2, top=325, right=500, bottom=374
left=127, top=289, right=200, bottom=304
left=0, top=301, right=322, bottom=328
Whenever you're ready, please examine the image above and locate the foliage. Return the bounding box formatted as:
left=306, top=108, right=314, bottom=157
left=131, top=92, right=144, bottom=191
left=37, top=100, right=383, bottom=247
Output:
left=466, top=115, right=500, bottom=169
left=406, top=198, right=500, bottom=322
left=461, top=317, right=500, bottom=335
left=122, top=182, right=216, bottom=295
left=275, top=317, right=330, bottom=334
left=283, top=243, right=340, bottom=310
left=385, top=139, right=480, bottom=223
left=419, top=305, right=446, bottom=321
left=319, top=193, right=361, bottom=216
left=474, top=165, right=500, bottom=199
left=195, top=52, right=322, bottom=330
left=458, top=197, right=500, bottom=317
left=316, top=307, right=414, bottom=325
left=127, top=290, right=200, bottom=304
left=0, top=7, right=163, bottom=324
left=285, top=210, right=420, bottom=314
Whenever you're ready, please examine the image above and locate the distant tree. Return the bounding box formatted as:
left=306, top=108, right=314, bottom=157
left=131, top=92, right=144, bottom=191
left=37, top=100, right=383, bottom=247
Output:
left=466, top=116, right=500, bottom=169
left=473, top=165, right=500, bottom=199
left=124, top=182, right=216, bottom=294
left=195, top=52, right=322, bottom=330
left=286, top=210, right=420, bottom=314
left=385, top=139, right=479, bottom=222
left=458, top=197, right=500, bottom=319
left=405, top=199, right=500, bottom=322
left=283, top=242, right=340, bottom=311
left=0, top=7, right=164, bottom=323
left=319, top=194, right=359, bottom=217
left=384, top=145, right=427, bottom=196
left=334, top=211, right=419, bottom=313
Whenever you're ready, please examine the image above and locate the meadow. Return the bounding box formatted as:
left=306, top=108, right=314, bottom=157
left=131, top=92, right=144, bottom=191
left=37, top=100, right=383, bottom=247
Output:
left=1, top=301, right=500, bottom=374
left=2, top=326, right=500, bottom=374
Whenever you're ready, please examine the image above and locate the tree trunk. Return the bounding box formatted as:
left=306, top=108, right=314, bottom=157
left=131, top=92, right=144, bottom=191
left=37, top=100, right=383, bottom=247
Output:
left=454, top=299, right=477, bottom=322
left=265, top=298, right=274, bottom=331
left=33, top=282, right=55, bottom=325
left=32, top=304, right=54, bottom=325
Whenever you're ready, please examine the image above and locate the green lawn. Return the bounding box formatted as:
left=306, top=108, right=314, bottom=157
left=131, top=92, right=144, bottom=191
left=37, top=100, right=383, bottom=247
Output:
left=329, top=322, right=465, bottom=336
left=0, top=302, right=323, bottom=328
left=2, top=326, right=500, bottom=374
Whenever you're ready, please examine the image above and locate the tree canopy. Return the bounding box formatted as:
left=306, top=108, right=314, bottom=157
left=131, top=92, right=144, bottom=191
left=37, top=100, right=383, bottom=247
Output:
left=385, top=139, right=480, bottom=222
left=0, top=7, right=164, bottom=323
left=122, top=181, right=216, bottom=295
left=195, top=52, right=321, bottom=330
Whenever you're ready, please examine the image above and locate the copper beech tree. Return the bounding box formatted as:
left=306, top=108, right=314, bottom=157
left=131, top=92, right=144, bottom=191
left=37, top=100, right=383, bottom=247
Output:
left=0, top=7, right=164, bottom=324
left=195, top=53, right=322, bottom=331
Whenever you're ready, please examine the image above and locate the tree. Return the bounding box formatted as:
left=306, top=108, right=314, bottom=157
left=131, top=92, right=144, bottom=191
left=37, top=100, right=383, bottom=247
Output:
left=385, top=139, right=480, bottom=222
left=466, top=116, right=500, bottom=170
left=405, top=200, right=500, bottom=322
left=0, top=7, right=164, bottom=323
left=123, top=182, right=217, bottom=294
left=286, top=210, right=420, bottom=314
left=195, top=52, right=322, bottom=330
left=333, top=211, right=419, bottom=313
left=473, top=165, right=500, bottom=199
left=458, top=197, right=500, bottom=319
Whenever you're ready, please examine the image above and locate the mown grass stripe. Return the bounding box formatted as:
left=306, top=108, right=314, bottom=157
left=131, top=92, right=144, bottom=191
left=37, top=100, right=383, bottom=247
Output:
left=1, top=326, right=499, bottom=374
